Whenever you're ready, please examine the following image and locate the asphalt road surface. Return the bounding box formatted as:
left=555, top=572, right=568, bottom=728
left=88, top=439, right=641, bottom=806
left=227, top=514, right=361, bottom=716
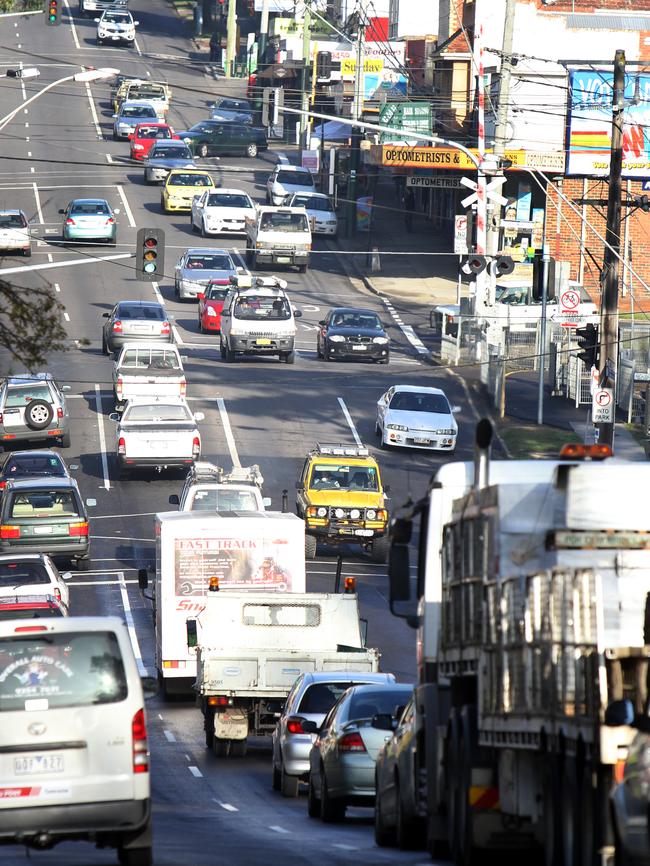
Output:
left=0, top=5, right=467, bottom=863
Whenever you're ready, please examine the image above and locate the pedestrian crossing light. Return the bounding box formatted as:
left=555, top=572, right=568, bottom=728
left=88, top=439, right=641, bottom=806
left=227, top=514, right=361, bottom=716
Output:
left=46, top=0, right=61, bottom=25
left=136, top=228, right=165, bottom=282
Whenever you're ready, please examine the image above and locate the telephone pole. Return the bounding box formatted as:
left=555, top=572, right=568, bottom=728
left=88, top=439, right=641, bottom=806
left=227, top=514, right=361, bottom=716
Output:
left=346, top=10, right=365, bottom=238
left=257, top=0, right=269, bottom=70
left=225, top=0, right=237, bottom=78
left=598, top=49, right=626, bottom=449
left=299, top=3, right=312, bottom=149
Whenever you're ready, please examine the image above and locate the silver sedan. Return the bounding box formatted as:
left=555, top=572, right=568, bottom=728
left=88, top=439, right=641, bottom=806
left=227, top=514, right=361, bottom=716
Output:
left=174, top=248, right=240, bottom=301
left=306, top=682, right=413, bottom=822
left=144, top=141, right=195, bottom=184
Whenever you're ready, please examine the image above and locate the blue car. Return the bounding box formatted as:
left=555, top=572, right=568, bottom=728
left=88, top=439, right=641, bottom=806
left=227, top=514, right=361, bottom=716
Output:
left=59, top=199, right=118, bottom=245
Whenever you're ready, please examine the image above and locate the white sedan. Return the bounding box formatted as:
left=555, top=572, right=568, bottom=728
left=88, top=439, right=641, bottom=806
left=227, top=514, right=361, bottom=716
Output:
left=376, top=385, right=459, bottom=451
left=190, top=188, right=256, bottom=237
left=287, top=192, right=338, bottom=236
left=0, top=553, right=70, bottom=610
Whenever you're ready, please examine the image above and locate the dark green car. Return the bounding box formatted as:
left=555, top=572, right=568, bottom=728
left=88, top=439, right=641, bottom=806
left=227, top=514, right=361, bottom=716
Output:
left=177, top=121, right=268, bottom=159
left=0, top=478, right=90, bottom=571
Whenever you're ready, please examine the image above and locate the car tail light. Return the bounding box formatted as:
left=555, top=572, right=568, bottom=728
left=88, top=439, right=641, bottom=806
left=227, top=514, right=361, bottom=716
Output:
left=207, top=696, right=230, bottom=707
left=15, top=625, right=47, bottom=633
left=57, top=407, right=63, bottom=419
left=118, top=437, right=126, bottom=455
left=65, top=218, right=75, bottom=225
left=0, top=481, right=6, bottom=489
left=338, top=732, right=366, bottom=752
left=116, top=377, right=123, bottom=400
left=180, top=380, right=186, bottom=398
left=105, top=217, right=115, bottom=225
left=213, top=279, right=230, bottom=285
left=161, top=321, right=171, bottom=335
left=0, top=525, right=20, bottom=539
left=132, top=708, right=149, bottom=774
left=286, top=716, right=306, bottom=734
left=192, top=436, right=200, bottom=459
left=0, top=413, right=3, bottom=424
left=68, top=521, right=88, bottom=537
left=113, top=320, right=122, bottom=334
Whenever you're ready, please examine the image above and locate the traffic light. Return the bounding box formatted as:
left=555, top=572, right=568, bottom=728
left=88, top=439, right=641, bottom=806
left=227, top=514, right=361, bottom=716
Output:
left=316, top=51, right=333, bottom=81
left=136, top=228, right=165, bottom=282
left=461, top=254, right=487, bottom=276
left=46, top=0, right=61, bottom=25
left=575, top=323, right=599, bottom=369
left=489, top=254, right=515, bottom=278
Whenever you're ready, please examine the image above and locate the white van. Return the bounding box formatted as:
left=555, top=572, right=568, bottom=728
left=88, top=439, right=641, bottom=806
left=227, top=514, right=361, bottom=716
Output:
left=0, top=616, right=156, bottom=865
left=245, top=205, right=312, bottom=273
left=219, top=275, right=302, bottom=364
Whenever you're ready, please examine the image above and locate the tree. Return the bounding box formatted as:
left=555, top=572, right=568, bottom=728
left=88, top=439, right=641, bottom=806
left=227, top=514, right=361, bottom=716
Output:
left=0, top=279, right=70, bottom=370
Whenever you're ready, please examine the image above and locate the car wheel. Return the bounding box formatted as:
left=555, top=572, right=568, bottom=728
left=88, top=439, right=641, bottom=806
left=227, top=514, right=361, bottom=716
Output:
left=320, top=772, right=345, bottom=823
left=118, top=846, right=152, bottom=866
left=272, top=763, right=281, bottom=792
left=307, top=774, right=321, bottom=818
left=281, top=764, right=300, bottom=798
left=112, top=130, right=118, bottom=141
left=197, top=143, right=208, bottom=158
left=220, top=340, right=226, bottom=360
left=282, top=351, right=295, bottom=365
left=76, top=557, right=90, bottom=572
left=201, top=219, right=208, bottom=238
left=190, top=216, right=198, bottom=233
left=22, top=246, right=31, bottom=258
left=24, top=399, right=53, bottom=431
left=58, top=430, right=71, bottom=448
left=374, top=777, right=396, bottom=847
left=305, top=534, right=317, bottom=560
left=161, top=198, right=167, bottom=213
left=102, top=334, right=109, bottom=355
left=370, top=535, right=390, bottom=564
left=380, top=353, right=390, bottom=365
left=230, top=739, right=247, bottom=758
left=213, top=737, right=230, bottom=758
left=375, top=419, right=381, bottom=437
left=225, top=344, right=236, bottom=363
left=174, top=281, right=179, bottom=298
left=297, top=264, right=307, bottom=274
left=246, top=143, right=258, bottom=158
left=198, top=316, right=204, bottom=334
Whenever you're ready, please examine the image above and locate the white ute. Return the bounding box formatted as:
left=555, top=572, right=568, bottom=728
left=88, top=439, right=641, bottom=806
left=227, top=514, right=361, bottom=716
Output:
left=113, top=343, right=187, bottom=411
left=168, top=462, right=271, bottom=512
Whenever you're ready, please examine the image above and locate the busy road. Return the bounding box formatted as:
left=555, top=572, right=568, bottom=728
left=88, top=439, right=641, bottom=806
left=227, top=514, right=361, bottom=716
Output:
left=0, top=4, right=472, bottom=863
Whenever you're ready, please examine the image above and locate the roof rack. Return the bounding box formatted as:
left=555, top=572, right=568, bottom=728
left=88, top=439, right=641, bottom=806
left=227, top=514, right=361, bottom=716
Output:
left=188, top=462, right=264, bottom=487
left=253, top=275, right=288, bottom=290
left=314, top=443, right=370, bottom=457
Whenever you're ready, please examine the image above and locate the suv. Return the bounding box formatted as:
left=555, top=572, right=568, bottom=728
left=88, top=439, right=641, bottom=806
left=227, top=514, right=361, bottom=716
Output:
left=178, top=120, right=267, bottom=159
left=0, top=374, right=70, bottom=448
left=168, top=461, right=271, bottom=512
left=0, top=210, right=31, bottom=257
left=0, top=478, right=91, bottom=571
left=0, top=616, right=155, bottom=863
left=295, top=444, right=390, bottom=562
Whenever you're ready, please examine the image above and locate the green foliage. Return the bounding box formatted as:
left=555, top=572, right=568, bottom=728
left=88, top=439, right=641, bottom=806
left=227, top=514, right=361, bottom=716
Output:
left=0, top=280, right=71, bottom=370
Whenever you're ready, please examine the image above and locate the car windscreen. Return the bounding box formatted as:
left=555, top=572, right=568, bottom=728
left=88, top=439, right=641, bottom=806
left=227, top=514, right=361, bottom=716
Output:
left=220, top=99, right=250, bottom=110
left=389, top=392, right=450, bottom=414
left=0, top=561, right=50, bottom=588
left=130, top=86, right=164, bottom=99
left=205, top=286, right=229, bottom=301
left=190, top=489, right=258, bottom=511
left=122, top=105, right=156, bottom=118
left=5, top=385, right=52, bottom=408
left=207, top=194, right=251, bottom=208
left=298, top=682, right=369, bottom=714
left=330, top=312, right=381, bottom=330
left=189, top=122, right=217, bottom=134
left=137, top=126, right=170, bottom=139
left=2, top=454, right=65, bottom=479
left=124, top=404, right=191, bottom=422
left=277, top=170, right=314, bottom=186
left=104, top=12, right=130, bottom=21
left=169, top=173, right=212, bottom=187
left=151, top=145, right=191, bottom=159
left=259, top=212, right=309, bottom=233
left=119, top=348, right=180, bottom=369
left=309, top=464, right=379, bottom=491
left=70, top=202, right=110, bottom=216
left=9, top=490, right=81, bottom=519
left=118, top=304, right=165, bottom=320
left=186, top=254, right=233, bottom=270
left=0, top=213, right=27, bottom=228
left=294, top=196, right=331, bottom=211
left=348, top=687, right=413, bottom=720
left=233, top=295, right=291, bottom=321
left=0, top=631, right=128, bottom=711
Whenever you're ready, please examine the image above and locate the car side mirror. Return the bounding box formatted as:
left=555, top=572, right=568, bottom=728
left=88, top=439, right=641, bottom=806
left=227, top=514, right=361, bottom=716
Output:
left=383, top=484, right=391, bottom=494
left=85, top=499, right=96, bottom=507
left=169, top=494, right=180, bottom=506
left=293, top=310, right=302, bottom=318
left=186, top=618, right=198, bottom=649
left=108, top=413, right=120, bottom=422
left=127, top=134, right=134, bottom=140
left=318, top=320, right=326, bottom=326
left=61, top=385, right=71, bottom=391
left=220, top=311, right=230, bottom=318
left=94, top=16, right=100, bottom=21
left=102, top=312, right=110, bottom=318
left=197, top=293, right=205, bottom=300
left=61, top=571, right=72, bottom=581
left=58, top=209, right=65, bottom=215
left=112, top=114, right=117, bottom=119
left=262, top=497, right=272, bottom=507
left=452, top=406, right=461, bottom=414
left=295, top=481, right=303, bottom=490
left=138, top=568, right=149, bottom=590
left=113, top=208, right=120, bottom=216
left=134, top=20, right=140, bottom=25
left=140, top=675, right=158, bottom=699
left=194, top=412, right=205, bottom=421
left=301, top=719, right=318, bottom=734
left=371, top=713, right=394, bottom=732
left=605, top=699, right=635, bottom=727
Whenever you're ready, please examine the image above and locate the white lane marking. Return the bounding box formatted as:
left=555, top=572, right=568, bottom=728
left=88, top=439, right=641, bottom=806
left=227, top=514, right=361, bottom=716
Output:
left=32, top=181, right=43, bottom=224
left=85, top=81, right=102, bottom=138
left=231, top=248, right=249, bottom=273
left=54, top=282, right=61, bottom=292
left=94, top=384, right=111, bottom=491
left=152, top=282, right=164, bottom=305
left=63, top=0, right=81, bottom=49
left=184, top=754, right=190, bottom=761
left=188, top=766, right=203, bottom=778
left=163, top=730, right=176, bottom=743
left=158, top=714, right=164, bottom=720
left=172, top=325, right=184, bottom=346
left=214, top=800, right=239, bottom=812
left=217, top=397, right=241, bottom=468
left=380, top=297, right=428, bottom=354
left=269, top=826, right=290, bottom=834
left=0, top=252, right=133, bottom=277
left=332, top=844, right=359, bottom=851
left=24, top=122, right=28, bottom=128
left=27, top=151, right=31, bottom=157
left=63, top=311, right=70, bottom=321
left=337, top=397, right=362, bottom=446
left=23, top=109, right=27, bottom=115
left=116, top=184, right=136, bottom=228
left=134, top=36, right=142, bottom=56
left=30, top=167, right=34, bottom=174
left=106, top=153, right=113, bottom=164
left=117, top=571, right=148, bottom=676
left=47, top=253, right=53, bottom=263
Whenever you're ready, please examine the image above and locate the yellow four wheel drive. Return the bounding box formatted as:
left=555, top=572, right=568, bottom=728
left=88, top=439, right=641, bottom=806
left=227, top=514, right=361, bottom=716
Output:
left=295, top=444, right=390, bottom=562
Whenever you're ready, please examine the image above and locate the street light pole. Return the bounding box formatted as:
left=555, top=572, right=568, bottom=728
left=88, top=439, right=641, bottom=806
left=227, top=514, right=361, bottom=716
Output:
left=299, top=3, right=312, bottom=150
left=225, top=0, right=237, bottom=78
left=257, top=0, right=269, bottom=69
left=346, top=9, right=366, bottom=239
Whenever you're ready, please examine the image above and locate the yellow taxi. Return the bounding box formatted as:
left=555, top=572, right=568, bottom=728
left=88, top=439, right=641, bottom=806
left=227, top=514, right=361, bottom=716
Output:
left=161, top=169, right=215, bottom=213
left=295, top=443, right=390, bottom=562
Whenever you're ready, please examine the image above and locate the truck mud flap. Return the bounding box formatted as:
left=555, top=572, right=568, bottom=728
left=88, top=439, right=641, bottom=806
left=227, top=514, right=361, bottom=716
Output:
left=215, top=708, right=248, bottom=740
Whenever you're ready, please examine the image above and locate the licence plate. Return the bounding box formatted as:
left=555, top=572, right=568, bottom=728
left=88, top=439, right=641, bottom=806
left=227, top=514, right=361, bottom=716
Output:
left=352, top=345, right=367, bottom=351
left=15, top=754, right=64, bottom=775
left=355, top=529, right=374, bottom=537
left=413, top=438, right=432, bottom=445
left=276, top=256, right=290, bottom=264
left=33, top=526, right=53, bottom=535
left=256, top=339, right=271, bottom=346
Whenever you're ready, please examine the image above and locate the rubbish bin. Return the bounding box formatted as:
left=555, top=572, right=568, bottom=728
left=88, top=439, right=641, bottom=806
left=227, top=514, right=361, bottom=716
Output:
left=193, top=4, right=203, bottom=37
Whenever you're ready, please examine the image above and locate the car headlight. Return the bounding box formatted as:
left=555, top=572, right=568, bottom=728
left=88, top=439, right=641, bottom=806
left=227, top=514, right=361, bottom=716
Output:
left=329, top=334, right=345, bottom=343
left=206, top=306, right=217, bottom=316
left=334, top=508, right=345, bottom=519
left=373, top=336, right=389, bottom=344
left=350, top=508, right=361, bottom=519
left=133, top=144, right=144, bottom=150
left=366, top=509, right=377, bottom=520
left=317, top=507, right=327, bottom=517
left=437, top=428, right=456, bottom=436
left=183, top=137, right=192, bottom=143
left=387, top=424, right=408, bottom=431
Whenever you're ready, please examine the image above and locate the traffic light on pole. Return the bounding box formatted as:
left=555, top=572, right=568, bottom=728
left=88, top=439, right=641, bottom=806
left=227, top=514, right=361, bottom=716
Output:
left=46, top=0, right=61, bottom=25
left=136, top=228, right=165, bottom=282
left=575, top=323, right=599, bottom=369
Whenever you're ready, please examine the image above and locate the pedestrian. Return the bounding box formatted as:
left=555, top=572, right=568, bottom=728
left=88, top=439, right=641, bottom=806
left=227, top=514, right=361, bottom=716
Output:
left=209, top=31, right=220, bottom=63
left=404, top=186, right=415, bottom=232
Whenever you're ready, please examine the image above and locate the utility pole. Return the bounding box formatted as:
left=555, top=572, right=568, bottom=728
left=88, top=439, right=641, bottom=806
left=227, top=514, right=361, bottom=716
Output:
left=346, top=7, right=365, bottom=238
left=257, top=0, right=269, bottom=70
left=225, top=0, right=237, bottom=79
left=299, top=3, right=312, bottom=149
left=484, top=0, right=517, bottom=303
left=598, top=49, right=626, bottom=449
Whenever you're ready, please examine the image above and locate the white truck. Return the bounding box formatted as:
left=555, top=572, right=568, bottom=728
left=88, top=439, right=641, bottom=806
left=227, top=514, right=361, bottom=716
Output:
left=386, top=421, right=650, bottom=865
left=113, top=343, right=186, bottom=411
left=139, top=511, right=306, bottom=697
left=168, top=462, right=271, bottom=512
left=188, top=586, right=379, bottom=756
left=244, top=206, right=312, bottom=273
left=109, top=398, right=203, bottom=478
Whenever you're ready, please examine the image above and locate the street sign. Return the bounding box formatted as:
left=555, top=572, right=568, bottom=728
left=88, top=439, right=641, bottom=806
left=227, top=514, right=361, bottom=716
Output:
left=592, top=387, right=614, bottom=424
left=407, top=176, right=462, bottom=188
left=379, top=102, right=433, bottom=144
left=460, top=176, right=508, bottom=209
left=557, top=287, right=582, bottom=327
left=454, top=215, right=468, bottom=255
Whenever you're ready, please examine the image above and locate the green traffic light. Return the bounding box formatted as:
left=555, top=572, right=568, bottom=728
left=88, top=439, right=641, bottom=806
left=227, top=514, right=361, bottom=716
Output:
left=143, top=262, right=156, bottom=274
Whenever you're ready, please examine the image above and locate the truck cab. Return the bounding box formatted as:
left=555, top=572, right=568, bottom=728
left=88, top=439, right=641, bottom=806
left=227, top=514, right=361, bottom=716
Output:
left=244, top=206, right=312, bottom=273
left=169, top=461, right=271, bottom=512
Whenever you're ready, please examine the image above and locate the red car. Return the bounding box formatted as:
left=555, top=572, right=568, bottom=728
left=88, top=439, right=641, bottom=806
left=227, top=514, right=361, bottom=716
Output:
left=197, top=281, right=231, bottom=333
left=129, top=123, right=177, bottom=160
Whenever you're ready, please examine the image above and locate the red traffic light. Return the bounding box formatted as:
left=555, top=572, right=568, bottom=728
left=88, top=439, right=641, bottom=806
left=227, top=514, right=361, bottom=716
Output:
left=144, top=237, right=157, bottom=248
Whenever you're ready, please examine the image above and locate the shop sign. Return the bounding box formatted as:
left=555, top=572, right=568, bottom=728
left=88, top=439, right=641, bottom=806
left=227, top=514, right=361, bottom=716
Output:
left=369, top=146, right=565, bottom=172
left=380, top=102, right=433, bottom=144
left=407, top=176, right=462, bottom=188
